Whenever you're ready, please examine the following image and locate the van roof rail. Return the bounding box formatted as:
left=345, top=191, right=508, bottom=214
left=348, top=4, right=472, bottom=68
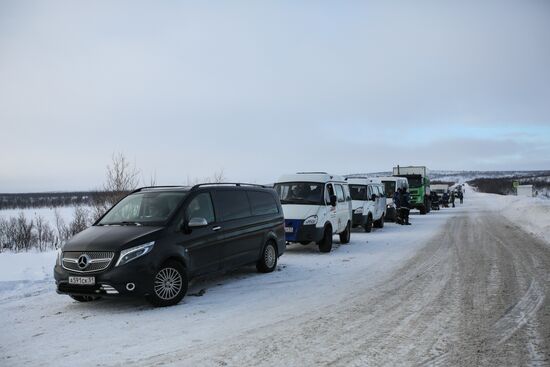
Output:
left=132, top=185, right=190, bottom=193
left=191, top=183, right=267, bottom=190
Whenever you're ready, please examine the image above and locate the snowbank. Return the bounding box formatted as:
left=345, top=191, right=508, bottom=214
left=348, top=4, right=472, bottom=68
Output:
left=0, top=250, right=56, bottom=282
left=471, top=188, right=550, bottom=245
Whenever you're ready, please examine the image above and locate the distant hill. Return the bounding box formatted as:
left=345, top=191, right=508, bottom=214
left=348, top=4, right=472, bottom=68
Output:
left=347, top=170, right=550, bottom=197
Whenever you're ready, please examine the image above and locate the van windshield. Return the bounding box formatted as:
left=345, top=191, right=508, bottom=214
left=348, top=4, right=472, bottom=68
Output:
left=98, top=192, right=187, bottom=226
left=274, top=182, right=324, bottom=205
left=349, top=185, right=368, bottom=200
left=382, top=181, right=396, bottom=198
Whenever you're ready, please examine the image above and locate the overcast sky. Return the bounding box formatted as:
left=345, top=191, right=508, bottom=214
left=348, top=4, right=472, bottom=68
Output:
left=1, top=0, right=549, bottom=192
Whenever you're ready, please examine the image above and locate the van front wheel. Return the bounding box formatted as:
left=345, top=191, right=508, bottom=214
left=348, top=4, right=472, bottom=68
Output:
left=257, top=241, right=278, bottom=273
left=364, top=215, right=373, bottom=233
left=147, top=260, right=188, bottom=307
left=318, top=226, right=333, bottom=253
left=339, top=222, right=351, bottom=244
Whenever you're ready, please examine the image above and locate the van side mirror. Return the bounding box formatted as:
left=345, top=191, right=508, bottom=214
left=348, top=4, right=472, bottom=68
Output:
left=329, top=195, right=337, bottom=207
left=188, top=217, right=208, bottom=228
left=371, top=194, right=377, bottom=201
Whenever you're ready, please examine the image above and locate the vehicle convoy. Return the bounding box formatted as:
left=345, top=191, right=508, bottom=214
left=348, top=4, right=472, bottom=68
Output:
left=346, top=177, right=386, bottom=232
left=380, top=176, right=409, bottom=222
left=273, top=172, right=352, bottom=253
left=54, top=184, right=285, bottom=307
left=393, top=166, right=431, bottom=214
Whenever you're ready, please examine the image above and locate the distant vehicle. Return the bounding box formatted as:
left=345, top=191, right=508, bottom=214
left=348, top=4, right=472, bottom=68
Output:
left=54, top=184, right=285, bottom=307
left=274, top=172, right=352, bottom=253
left=430, top=184, right=449, bottom=195
left=393, top=166, right=431, bottom=214
left=380, top=176, right=409, bottom=222
left=346, top=177, right=386, bottom=232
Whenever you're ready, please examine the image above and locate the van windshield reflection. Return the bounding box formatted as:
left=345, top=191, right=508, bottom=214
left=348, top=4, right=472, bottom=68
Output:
left=274, top=182, right=325, bottom=205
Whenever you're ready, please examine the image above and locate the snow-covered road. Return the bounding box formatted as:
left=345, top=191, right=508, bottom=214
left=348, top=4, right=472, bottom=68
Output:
left=1, top=189, right=549, bottom=366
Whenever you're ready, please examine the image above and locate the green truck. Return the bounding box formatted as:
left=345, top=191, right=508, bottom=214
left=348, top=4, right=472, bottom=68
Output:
left=392, top=166, right=431, bottom=214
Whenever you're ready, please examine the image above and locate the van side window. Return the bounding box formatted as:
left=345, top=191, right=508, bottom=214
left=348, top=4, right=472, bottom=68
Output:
left=367, top=186, right=373, bottom=198
left=247, top=191, right=279, bottom=216
left=186, top=193, right=215, bottom=224
left=214, top=190, right=252, bottom=221
left=378, top=185, right=385, bottom=197
left=335, top=185, right=345, bottom=202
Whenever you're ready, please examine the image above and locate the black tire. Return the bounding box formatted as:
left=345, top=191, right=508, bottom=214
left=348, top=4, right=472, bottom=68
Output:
left=317, top=225, right=333, bottom=253
left=364, top=215, right=373, bottom=233
left=419, top=205, right=427, bottom=215
left=70, top=295, right=100, bottom=302
left=374, top=214, right=385, bottom=228
left=339, top=221, right=351, bottom=244
left=300, top=241, right=311, bottom=245
left=257, top=241, right=278, bottom=273
left=147, top=260, right=188, bottom=307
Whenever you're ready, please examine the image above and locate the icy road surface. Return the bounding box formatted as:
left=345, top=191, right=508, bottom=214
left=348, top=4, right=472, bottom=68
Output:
left=1, top=190, right=549, bottom=366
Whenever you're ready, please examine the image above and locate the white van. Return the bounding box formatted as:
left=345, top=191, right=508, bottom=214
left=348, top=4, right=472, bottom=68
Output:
left=273, top=172, right=352, bottom=253
left=379, top=176, right=409, bottom=222
left=345, top=177, right=386, bottom=232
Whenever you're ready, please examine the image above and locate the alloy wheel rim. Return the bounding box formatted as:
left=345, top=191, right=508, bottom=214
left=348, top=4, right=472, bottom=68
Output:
left=154, top=267, right=183, bottom=300
left=265, top=245, right=276, bottom=268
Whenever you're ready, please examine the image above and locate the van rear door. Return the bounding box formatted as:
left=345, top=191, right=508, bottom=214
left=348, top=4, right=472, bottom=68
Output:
left=212, top=189, right=263, bottom=270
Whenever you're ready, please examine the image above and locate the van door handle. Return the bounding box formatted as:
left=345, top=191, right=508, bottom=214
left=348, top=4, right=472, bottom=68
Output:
left=212, top=226, right=222, bottom=231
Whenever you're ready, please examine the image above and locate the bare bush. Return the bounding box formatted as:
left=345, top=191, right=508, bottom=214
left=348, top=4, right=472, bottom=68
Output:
left=69, top=206, right=90, bottom=236
left=35, top=214, right=56, bottom=251
left=92, top=153, right=141, bottom=220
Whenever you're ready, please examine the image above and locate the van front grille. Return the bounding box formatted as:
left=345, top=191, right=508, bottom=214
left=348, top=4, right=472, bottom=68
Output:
left=62, top=251, right=115, bottom=273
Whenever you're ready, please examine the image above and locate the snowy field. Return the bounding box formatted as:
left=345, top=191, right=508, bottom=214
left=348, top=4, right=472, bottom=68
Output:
left=0, top=205, right=87, bottom=225
left=0, top=188, right=548, bottom=366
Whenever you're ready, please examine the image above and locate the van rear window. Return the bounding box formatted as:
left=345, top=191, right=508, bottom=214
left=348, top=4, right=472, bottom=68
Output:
left=247, top=191, right=279, bottom=216
left=214, top=190, right=252, bottom=221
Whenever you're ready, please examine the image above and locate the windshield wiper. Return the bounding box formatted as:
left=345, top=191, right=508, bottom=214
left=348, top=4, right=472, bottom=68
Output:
left=120, top=221, right=142, bottom=226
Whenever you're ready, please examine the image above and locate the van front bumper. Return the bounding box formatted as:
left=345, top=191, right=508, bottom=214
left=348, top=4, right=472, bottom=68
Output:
left=352, top=213, right=366, bottom=227
left=284, top=219, right=324, bottom=243
left=54, top=257, right=156, bottom=298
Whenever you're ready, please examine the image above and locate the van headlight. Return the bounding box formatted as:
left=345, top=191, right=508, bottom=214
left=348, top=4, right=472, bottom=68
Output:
left=116, top=241, right=155, bottom=267
left=303, top=215, right=318, bottom=225
left=354, top=207, right=364, bottom=214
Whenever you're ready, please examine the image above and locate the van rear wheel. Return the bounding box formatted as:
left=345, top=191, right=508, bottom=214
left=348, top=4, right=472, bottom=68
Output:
left=318, top=226, right=333, bottom=253
left=339, top=222, right=351, bottom=244
left=257, top=241, right=277, bottom=273
left=147, top=260, right=188, bottom=307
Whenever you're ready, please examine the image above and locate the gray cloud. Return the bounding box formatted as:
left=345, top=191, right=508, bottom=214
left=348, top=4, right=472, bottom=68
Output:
left=0, top=0, right=549, bottom=191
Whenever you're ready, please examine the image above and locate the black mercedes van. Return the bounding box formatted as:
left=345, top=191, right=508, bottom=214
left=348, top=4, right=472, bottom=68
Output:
left=54, top=184, right=285, bottom=307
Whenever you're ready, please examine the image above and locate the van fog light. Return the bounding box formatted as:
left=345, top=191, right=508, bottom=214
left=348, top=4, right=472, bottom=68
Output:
left=126, top=283, right=136, bottom=291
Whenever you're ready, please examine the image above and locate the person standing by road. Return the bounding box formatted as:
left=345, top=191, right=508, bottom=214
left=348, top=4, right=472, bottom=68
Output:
left=458, top=190, right=463, bottom=204
left=450, top=191, right=456, bottom=208
left=399, top=188, right=411, bottom=225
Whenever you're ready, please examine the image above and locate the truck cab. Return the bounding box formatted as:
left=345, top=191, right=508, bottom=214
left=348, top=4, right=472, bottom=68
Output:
left=393, top=166, right=431, bottom=215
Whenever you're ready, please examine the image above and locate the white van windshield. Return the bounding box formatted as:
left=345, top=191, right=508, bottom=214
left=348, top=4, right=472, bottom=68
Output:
left=382, top=181, right=396, bottom=198
left=274, top=182, right=324, bottom=205
left=349, top=185, right=368, bottom=200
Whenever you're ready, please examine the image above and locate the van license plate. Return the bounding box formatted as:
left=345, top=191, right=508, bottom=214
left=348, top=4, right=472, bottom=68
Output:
left=284, top=227, right=293, bottom=233
left=68, top=276, right=95, bottom=286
